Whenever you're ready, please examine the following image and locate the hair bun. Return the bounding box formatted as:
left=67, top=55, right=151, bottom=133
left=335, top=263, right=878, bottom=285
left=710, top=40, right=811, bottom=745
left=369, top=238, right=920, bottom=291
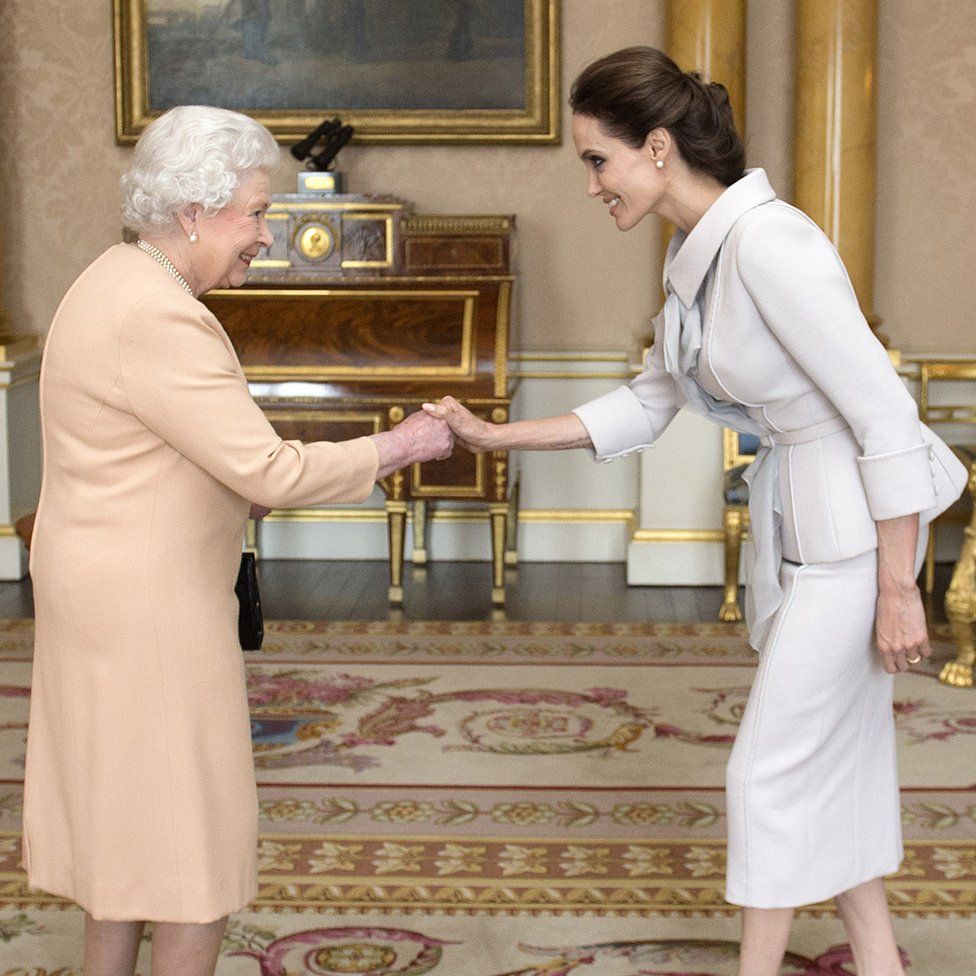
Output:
left=705, top=80, right=731, bottom=110
left=569, top=46, right=745, bottom=187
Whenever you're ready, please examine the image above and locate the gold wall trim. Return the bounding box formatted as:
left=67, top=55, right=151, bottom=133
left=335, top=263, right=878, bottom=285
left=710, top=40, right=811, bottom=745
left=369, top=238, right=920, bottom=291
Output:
left=519, top=509, right=634, bottom=523
left=0, top=526, right=16, bottom=538
left=263, top=507, right=635, bottom=526
left=266, top=509, right=388, bottom=523
left=512, top=370, right=636, bottom=380
left=512, top=352, right=631, bottom=363
left=632, top=528, right=724, bottom=543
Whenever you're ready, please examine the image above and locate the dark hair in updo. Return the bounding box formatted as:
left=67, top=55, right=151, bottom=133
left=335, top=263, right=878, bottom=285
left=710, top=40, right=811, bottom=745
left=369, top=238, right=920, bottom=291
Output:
left=570, top=46, right=745, bottom=187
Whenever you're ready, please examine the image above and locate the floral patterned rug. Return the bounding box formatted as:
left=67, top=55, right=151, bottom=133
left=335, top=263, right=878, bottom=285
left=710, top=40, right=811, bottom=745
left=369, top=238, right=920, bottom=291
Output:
left=0, top=618, right=971, bottom=975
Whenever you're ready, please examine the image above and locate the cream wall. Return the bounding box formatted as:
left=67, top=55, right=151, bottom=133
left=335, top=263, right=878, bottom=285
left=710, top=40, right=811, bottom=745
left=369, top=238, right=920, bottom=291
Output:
left=0, top=0, right=973, bottom=355
left=875, top=0, right=976, bottom=354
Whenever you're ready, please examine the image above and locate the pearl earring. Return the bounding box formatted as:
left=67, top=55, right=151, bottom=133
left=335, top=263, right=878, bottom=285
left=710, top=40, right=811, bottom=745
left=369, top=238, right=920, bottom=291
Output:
left=189, top=230, right=198, bottom=243
left=655, top=159, right=664, bottom=169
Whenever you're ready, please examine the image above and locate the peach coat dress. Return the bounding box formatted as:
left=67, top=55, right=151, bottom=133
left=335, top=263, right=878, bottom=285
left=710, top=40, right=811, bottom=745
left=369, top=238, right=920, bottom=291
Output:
left=22, top=243, right=379, bottom=922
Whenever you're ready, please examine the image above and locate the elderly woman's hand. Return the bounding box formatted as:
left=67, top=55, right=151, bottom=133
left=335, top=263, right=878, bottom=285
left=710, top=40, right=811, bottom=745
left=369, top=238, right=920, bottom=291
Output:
left=422, top=396, right=496, bottom=453
left=370, top=410, right=455, bottom=479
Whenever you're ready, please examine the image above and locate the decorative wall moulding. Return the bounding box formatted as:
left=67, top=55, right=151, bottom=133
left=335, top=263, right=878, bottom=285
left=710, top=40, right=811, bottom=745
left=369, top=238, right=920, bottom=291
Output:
left=114, top=0, right=561, bottom=145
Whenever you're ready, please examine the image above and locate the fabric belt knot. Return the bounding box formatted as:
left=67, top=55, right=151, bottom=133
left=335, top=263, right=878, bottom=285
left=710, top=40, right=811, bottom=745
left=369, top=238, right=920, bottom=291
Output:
left=657, top=280, right=850, bottom=651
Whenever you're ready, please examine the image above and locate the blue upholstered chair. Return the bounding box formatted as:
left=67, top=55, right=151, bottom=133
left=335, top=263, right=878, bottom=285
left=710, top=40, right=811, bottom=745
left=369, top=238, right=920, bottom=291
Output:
left=720, top=429, right=760, bottom=622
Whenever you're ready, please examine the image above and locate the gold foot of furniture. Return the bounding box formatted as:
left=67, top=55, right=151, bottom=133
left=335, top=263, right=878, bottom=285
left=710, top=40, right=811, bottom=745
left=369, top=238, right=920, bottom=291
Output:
left=939, top=455, right=976, bottom=689
left=940, top=658, right=974, bottom=688
left=719, top=599, right=744, bottom=623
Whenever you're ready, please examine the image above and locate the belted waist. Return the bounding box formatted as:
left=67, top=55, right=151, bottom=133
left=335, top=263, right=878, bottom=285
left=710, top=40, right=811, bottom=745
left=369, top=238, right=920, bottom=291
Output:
left=739, top=412, right=850, bottom=651
left=760, top=415, right=849, bottom=447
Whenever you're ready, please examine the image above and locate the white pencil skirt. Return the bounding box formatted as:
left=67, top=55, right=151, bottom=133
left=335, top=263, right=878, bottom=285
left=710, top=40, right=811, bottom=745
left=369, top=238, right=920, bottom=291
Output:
left=725, top=545, right=916, bottom=908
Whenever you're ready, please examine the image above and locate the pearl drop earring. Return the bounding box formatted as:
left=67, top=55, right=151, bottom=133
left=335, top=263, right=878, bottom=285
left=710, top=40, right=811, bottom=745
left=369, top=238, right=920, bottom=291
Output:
left=189, top=230, right=198, bottom=243
left=655, top=159, right=664, bottom=170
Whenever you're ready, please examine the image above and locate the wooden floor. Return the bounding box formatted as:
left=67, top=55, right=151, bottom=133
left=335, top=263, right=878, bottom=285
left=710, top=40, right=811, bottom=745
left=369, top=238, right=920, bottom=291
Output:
left=0, top=560, right=954, bottom=624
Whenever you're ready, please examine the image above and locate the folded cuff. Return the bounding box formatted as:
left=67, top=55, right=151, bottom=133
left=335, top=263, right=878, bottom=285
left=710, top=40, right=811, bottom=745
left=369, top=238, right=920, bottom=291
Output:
left=572, top=386, right=656, bottom=461
left=856, top=442, right=937, bottom=520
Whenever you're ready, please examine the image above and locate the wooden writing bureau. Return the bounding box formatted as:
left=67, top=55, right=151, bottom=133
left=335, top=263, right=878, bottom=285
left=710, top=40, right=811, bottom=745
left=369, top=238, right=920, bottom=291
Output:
left=201, top=194, right=518, bottom=604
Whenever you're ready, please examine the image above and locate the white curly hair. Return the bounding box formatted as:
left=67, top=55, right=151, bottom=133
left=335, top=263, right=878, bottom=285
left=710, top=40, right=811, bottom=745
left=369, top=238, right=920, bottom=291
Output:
left=121, top=106, right=280, bottom=234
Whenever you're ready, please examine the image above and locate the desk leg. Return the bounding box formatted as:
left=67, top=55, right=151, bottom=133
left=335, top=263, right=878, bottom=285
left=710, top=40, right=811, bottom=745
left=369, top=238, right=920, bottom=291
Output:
left=504, top=478, right=520, bottom=567
left=412, top=500, right=428, bottom=565
left=386, top=500, right=407, bottom=604
left=490, top=504, right=507, bottom=605
left=245, top=518, right=259, bottom=557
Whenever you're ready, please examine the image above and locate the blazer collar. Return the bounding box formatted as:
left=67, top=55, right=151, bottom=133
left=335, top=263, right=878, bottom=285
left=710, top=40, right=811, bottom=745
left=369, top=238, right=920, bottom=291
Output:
left=665, top=168, right=777, bottom=308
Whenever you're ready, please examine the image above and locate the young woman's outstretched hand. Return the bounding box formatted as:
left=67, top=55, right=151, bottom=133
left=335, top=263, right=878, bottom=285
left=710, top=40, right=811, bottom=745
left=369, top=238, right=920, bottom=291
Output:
left=422, top=397, right=594, bottom=453
left=422, top=397, right=496, bottom=452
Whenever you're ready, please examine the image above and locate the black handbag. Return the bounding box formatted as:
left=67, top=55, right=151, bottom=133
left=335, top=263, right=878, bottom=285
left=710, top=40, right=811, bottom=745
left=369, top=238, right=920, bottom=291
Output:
left=235, top=552, right=264, bottom=650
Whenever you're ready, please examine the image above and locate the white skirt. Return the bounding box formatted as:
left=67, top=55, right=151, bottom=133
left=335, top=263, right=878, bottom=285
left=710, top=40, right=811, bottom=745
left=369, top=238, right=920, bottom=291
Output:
left=725, top=545, right=915, bottom=908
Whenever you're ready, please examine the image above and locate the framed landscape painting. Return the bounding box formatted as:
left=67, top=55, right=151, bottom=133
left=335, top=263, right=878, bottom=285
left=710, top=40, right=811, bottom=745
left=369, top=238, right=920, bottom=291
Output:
left=114, top=0, right=560, bottom=144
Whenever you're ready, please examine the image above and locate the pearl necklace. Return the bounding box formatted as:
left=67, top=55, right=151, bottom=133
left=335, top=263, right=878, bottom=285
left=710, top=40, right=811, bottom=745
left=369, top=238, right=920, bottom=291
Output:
left=136, top=239, right=194, bottom=296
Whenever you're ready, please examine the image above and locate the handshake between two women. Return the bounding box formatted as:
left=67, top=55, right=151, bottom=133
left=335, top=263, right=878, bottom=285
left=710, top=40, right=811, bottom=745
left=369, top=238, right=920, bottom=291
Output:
left=373, top=396, right=514, bottom=479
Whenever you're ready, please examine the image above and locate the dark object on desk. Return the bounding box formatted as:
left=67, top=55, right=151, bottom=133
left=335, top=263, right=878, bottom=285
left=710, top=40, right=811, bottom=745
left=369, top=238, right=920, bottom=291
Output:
left=290, top=117, right=354, bottom=171
left=235, top=552, right=263, bottom=650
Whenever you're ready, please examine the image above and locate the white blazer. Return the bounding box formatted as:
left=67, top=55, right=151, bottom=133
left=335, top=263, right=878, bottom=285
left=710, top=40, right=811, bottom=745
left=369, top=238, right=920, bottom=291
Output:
left=574, top=169, right=967, bottom=567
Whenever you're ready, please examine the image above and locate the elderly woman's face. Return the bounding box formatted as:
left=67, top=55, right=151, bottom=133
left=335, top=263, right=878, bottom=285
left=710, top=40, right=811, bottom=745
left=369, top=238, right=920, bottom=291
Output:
left=194, top=169, right=273, bottom=290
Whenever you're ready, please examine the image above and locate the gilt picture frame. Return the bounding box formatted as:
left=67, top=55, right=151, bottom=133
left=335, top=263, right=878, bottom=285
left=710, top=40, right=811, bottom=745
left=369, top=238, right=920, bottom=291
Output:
left=113, top=0, right=560, bottom=145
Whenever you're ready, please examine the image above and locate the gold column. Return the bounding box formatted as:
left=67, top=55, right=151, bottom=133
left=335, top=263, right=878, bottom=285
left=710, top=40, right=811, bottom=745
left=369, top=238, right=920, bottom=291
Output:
left=663, top=0, right=748, bottom=269
left=666, top=0, right=747, bottom=128
left=0, top=226, right=8, bottom=331
left=794, top=0, right=879, bottom=329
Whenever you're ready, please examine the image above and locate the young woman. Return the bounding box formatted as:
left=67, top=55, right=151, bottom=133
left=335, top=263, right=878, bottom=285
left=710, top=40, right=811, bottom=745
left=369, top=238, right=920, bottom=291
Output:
left=424, top=47, right=967, bottom=976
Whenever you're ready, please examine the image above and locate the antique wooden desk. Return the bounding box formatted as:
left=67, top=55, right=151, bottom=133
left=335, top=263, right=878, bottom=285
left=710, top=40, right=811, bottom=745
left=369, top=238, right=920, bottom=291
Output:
left=202, top=195, right=518, bottom=604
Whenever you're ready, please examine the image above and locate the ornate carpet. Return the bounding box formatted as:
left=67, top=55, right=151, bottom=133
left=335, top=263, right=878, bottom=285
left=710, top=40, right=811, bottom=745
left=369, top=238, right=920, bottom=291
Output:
left=0, top=618, right=972, bottom=975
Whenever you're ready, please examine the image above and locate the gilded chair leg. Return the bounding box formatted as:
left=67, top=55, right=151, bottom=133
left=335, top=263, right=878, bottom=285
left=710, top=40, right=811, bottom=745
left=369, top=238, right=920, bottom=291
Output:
left=490, top=505, right=507, bottom=605
left=924, top=528, right=937, bottom=597
left=719, top=507, right=745, bottom=622
left=504, top=477, right=520, bottom=567
left=940, top=522, right=976, bottom=688
left=244, top=517, right=259, bottom=557
left=386, top=500, right=408, bottom=605
left=411, top=499, right=428, bottom=565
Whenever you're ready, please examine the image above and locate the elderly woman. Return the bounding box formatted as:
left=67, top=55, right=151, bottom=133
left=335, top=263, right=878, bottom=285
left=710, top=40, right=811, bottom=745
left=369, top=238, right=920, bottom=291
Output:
left=22, top=106, right=452, bottom=976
